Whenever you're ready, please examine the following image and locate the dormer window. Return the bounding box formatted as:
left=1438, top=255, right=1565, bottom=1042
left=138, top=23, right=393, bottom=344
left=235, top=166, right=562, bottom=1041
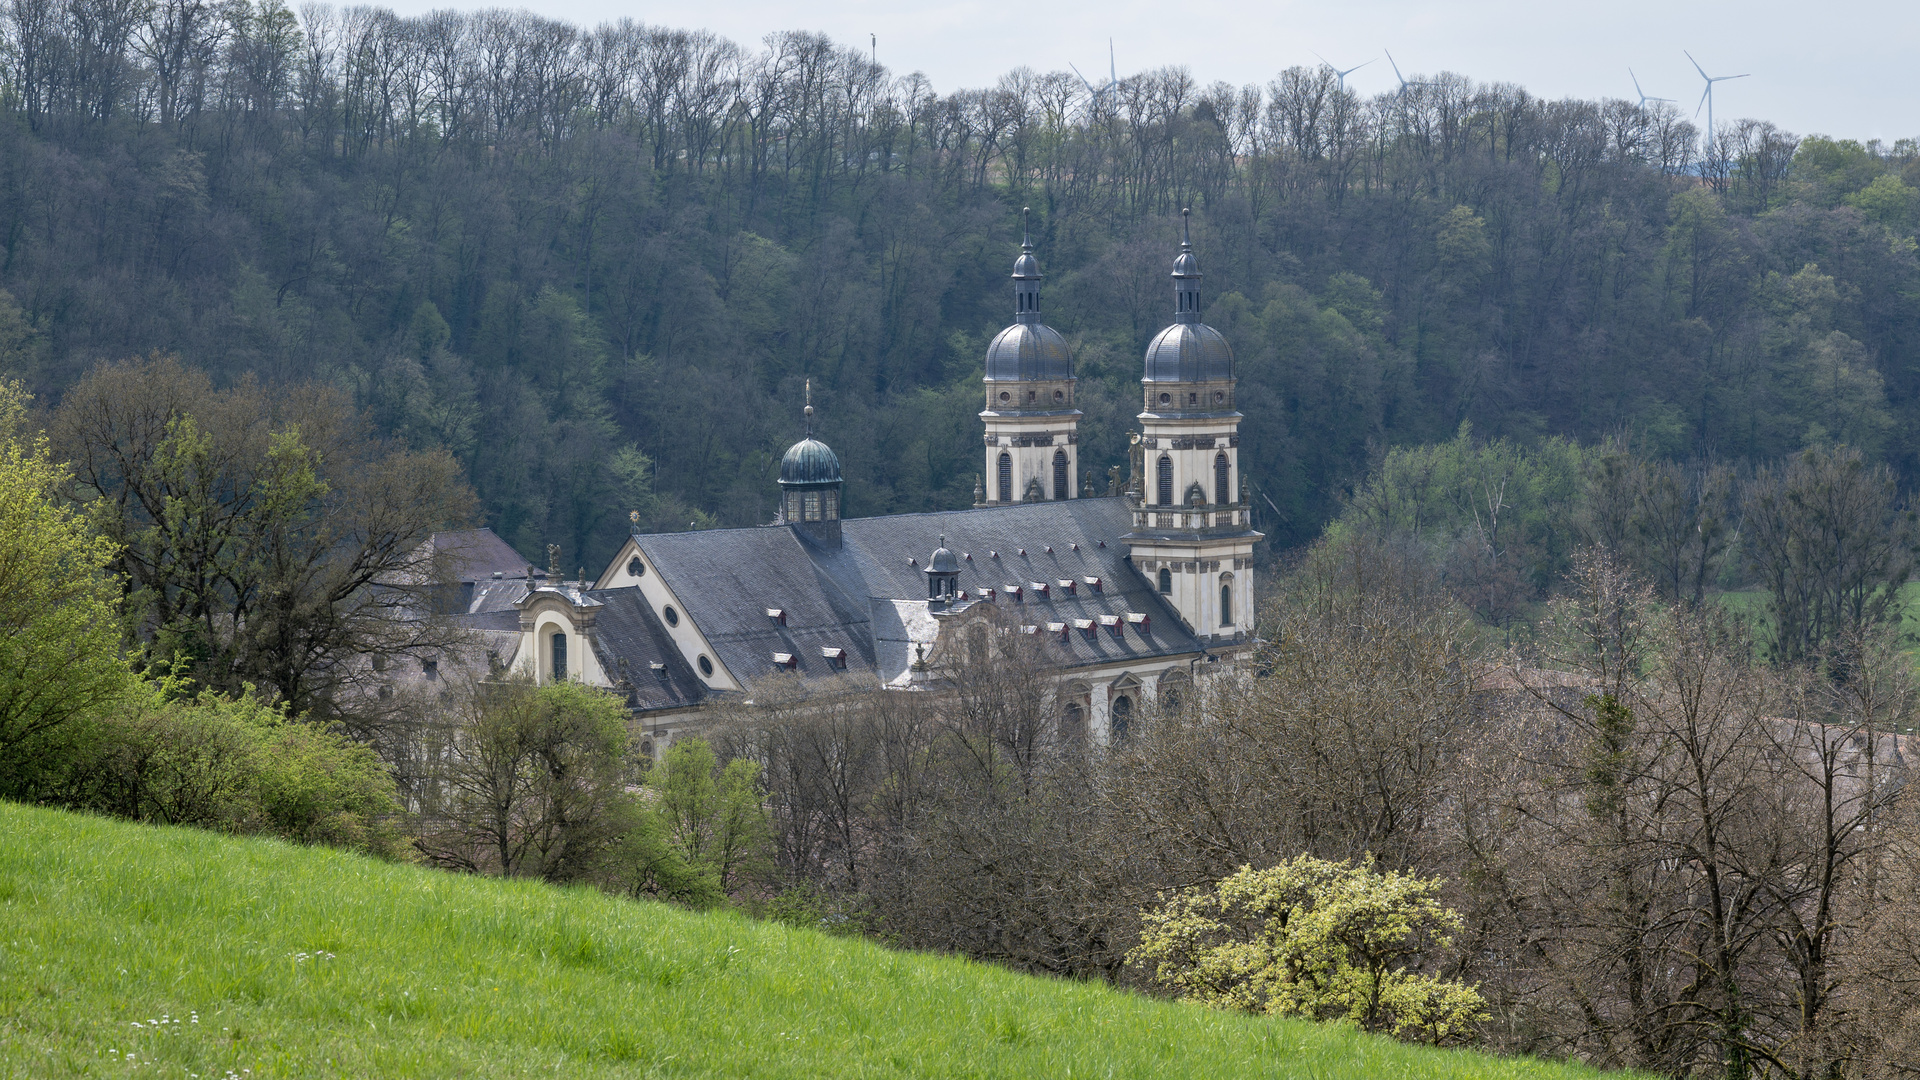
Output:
left=1073, top=619, right=1096, bottom=640
left=821, top=646, right=847, bottom=670
left=1084, top=576, right=1103, bottom=593
left=1047, top=622, right=1068, bottom=640
left=979, top=588, right=995, bottom=601
left=1099, top=615, right=1123, bottom=638
left=1126, top=612, right=1152, bottom=636
left=772, top=652, right=798, bottom=671
left=1056, top=579, right=1076, bottom=595
left=1029, top=582, right=1050, bottom=598
left=1005, top=585, right=1023, bottom=601
left=766, top=607, right=787, bottom=625
left=650, top=662, right=669, bottom=683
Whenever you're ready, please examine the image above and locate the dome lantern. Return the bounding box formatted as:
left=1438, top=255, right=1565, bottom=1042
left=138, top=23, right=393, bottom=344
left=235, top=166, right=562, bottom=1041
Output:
left=778, top=379, right=843, bottom=548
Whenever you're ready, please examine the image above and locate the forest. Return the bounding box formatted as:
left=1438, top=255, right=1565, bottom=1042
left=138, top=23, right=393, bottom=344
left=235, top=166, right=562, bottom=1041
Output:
left=2, top=1, right=1918, bottom=573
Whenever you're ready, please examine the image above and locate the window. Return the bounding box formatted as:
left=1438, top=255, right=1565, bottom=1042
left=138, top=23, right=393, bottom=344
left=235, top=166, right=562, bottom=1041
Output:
left=377, top=685, right=393, bottom=700
left=1028, top=390, right=1037, bottom=402
left=803, top=490, right=822, bottom=521
left=1158, top=392, right=1171, bottom=405
left=697, top=654, right=713, bottom=677
left=422, top=657, right=439, bottom=681
left=1157, top=455, right=1173, bottom=506
left=1214, top=390, right=1225, bottom=404
left=372, top=654, right=388, bottom=672
left=1188, top=392, right=1198, bottom=405
left=999, top=391, right=1011, bottom=403
left=824, top=490, right=839, bottom=520
left=1053, top=450, right=1069, bottom=500
left=998, top=452, right=1012, bottom=503
left=967, top=625, right=988, bottom=667
left=549, top=632, right=566, bottom=681
left=628, top=556, right=645, bottom=578
left=1158, top=567, right=1173, bottom=594
left=1215, top=452, right=1231, bottom=506
left=1111, top=695, right=1133, bottom=742
left=1053, top=389, right=1064, bottom=403
left=1062, top=702, right=1085, bottom=741
left=1161, top=684, right=1183, bottom=713
left=1221, top=575, right=1234, bottom=626
left=786, top=492, right=802, bottom=521
left=664, top=605, right=679, bottom=626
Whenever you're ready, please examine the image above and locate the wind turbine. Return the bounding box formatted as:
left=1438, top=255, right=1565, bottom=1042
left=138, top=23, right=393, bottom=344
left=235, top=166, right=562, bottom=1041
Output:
left=1384, top=51, right=1430, bottom=94
left=1070, top=39, right=1119, bottom=110
left=1684, top=50, right=1748, bottom=144
left=1629, top=68, right=1673, bottom=109
left=1313, top=51, right=1374, bottom=93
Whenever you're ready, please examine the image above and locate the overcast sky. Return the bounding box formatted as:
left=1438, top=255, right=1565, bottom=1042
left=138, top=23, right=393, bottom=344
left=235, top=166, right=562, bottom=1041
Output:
left=381, top=0, right=1917, bottom=144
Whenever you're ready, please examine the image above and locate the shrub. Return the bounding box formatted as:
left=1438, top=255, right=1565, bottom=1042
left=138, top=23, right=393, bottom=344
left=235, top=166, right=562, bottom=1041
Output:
left=1129, top=855, right=1486, bottom=1046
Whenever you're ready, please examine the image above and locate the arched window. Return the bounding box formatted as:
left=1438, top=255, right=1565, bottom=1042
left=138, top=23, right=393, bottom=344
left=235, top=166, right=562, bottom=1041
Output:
left=967, top=625, right=988, bottom=667
left=1220, top=573, right=1234, bottom=626
left=1053, top=450, right=1069, bottom=500
left=1157, top=455, right=1173, bottom=506
left=1061, top=702, right=1085, bottom=742
left=1215, top=452, right=1231, bottom=506
left=998, top=452, right=1012, bottom=503
left=1158, top=567, right=1173, bottom=594
left=550, top=630, right=568, bottom=682
left=1111, top=695, right=1132, bottom=742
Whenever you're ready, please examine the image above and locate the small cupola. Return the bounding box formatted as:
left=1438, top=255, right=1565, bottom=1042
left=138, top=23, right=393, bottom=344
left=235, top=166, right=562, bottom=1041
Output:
left=778, top=379, right=843, bottom=549
left=925, top=535, right=961, bottom=603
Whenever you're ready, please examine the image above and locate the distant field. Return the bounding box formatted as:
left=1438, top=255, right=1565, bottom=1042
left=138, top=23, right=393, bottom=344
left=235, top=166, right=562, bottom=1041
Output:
left=0, top=803, right=1645, bottom=1079
left=1716, top=581, right=1920, bottom=662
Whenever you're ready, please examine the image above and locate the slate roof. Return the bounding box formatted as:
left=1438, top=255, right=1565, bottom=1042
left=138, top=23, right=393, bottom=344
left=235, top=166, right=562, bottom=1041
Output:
left=583, top=588, right=707, bottom=712
left=629, top=497, right=1206, bottom=700
left=427, top=529, right=538, bottom=584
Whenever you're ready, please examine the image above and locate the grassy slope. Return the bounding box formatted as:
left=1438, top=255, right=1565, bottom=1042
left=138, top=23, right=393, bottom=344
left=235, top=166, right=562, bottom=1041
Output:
left=0, top=804, right=1635, bottom=1080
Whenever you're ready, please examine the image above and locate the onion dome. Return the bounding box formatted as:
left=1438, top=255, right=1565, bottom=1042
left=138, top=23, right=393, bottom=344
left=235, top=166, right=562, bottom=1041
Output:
left=986, top=207, right=1073, bottom=382
left=927, top=538, right=960, bottom=574
left=779, top=436, right=841, bottom=485
left=985, top=322, right=1074, bottom=381
left=1143, top=323, right=1235, bottom=382
left=1144, top=208, right=1233, bottom=382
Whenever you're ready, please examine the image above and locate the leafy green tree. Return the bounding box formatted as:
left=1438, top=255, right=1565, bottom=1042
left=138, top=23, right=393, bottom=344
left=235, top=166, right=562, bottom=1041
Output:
left=429, top=679, right=635, bottom=883
left=51, top=354, right=475, bottom=722
left=645, top=737, right=770, bottom=896
left=1130, top=855, right=1486, bottom=1045
left=0, top=380, right=129, bottom=800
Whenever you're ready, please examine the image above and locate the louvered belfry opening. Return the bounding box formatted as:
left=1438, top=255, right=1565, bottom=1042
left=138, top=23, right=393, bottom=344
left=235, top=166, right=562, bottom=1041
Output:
left=998, top=452, right=1013, bottom=503
left=1157, top=455, right=1173, bottom=506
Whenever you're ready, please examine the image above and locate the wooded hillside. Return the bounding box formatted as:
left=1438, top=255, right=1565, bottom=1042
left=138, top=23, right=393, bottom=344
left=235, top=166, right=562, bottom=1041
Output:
left=2, top=1, right=1917, bottom=569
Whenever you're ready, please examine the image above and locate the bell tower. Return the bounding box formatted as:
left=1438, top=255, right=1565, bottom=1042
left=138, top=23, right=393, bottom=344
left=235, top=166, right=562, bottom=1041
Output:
left=1122, top=210, right=1262, bottom=643
left=979, top=209, right=1080, bottom=505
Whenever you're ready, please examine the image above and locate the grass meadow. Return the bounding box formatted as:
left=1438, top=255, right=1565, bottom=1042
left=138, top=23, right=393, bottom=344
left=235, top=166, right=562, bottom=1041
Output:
left=0, top=802, right=1645, bottom=1079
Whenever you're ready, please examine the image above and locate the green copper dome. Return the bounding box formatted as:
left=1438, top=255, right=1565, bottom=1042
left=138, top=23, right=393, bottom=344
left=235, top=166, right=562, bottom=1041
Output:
left=778, top=437, right=842, bottom=486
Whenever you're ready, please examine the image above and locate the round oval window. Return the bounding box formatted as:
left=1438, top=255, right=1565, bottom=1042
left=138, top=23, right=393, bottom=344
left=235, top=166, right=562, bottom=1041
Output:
left=697, top=655, right=713, bottom=677
left=664, top=605, right=679, bottom=626
left=627, top=556, right=645, bottom=577
left=999, top=391, right=1010, bottom=402
left=1053, top=389, right=1064, bottom=402
left=1214, top=390, right=1225, bottom=404
left=1158, top=392, right=1171, bottom=405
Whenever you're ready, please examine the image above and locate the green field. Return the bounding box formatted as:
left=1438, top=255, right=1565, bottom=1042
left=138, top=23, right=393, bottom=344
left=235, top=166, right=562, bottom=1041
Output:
left=0, top=803, right=1642, bottom=1079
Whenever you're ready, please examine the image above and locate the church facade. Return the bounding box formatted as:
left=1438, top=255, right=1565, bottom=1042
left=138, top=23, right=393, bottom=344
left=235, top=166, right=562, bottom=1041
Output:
left=430, top=211, right=1261, bottom=751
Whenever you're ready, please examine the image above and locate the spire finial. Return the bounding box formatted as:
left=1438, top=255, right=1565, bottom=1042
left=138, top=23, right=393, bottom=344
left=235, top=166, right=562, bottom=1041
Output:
left=803, top=377, right=814, bottom=436
left=1022, top=207, right=1032, bottom=251
left=1181, top=207, right=1192, bottom=249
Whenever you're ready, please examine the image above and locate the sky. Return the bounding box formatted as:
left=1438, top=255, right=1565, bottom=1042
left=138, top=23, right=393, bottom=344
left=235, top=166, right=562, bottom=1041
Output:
left=381, top=0, right=1918, bottom=144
